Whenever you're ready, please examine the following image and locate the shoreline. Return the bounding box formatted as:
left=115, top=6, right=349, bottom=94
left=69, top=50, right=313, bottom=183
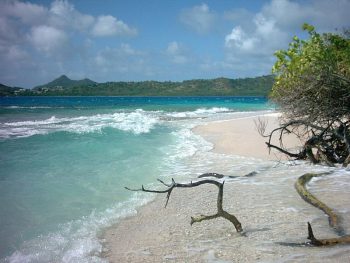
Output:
left=101, top=113, right=350, bottom=262
left=192, top=113, right=301, bottom=161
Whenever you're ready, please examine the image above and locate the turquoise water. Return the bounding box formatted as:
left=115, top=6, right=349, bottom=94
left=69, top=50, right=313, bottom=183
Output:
left=0, top=96, right=272, bottom=262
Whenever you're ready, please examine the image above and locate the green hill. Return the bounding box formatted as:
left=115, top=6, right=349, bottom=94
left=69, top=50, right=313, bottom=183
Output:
left=2, top=75, right=274, bottom=96
left=0, top=83, right=26, bottom=96
left=34, top=75, right=96, bottom=91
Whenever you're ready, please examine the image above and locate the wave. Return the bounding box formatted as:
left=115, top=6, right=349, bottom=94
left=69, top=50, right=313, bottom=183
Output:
left=0, top=109, right=160, bottom=139
left=2, top=192, right=153, bottom=263
left=0, top=107, right=237, bottom=139
left=171, top=107, right=231, bottom=118
left=2, top=106, right=55, bottom=109
left=164, top=107, right=232, bottom=120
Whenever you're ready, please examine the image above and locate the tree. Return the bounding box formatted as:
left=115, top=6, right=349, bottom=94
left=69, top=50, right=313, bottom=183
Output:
left=264, top=24, right=350, bottom=166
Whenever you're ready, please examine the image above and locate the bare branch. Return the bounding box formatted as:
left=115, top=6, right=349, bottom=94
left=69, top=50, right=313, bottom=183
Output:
left=198, top=173, right=225, bottom=179
left=254, top=117, right=268, bottom=137
left=125, top=177, right=243, bottom=232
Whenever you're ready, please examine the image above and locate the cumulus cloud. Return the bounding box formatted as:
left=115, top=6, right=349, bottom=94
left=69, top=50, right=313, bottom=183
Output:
left=91, top=15, right=137, bottom=37
left=223, top=0, right=350, bottom=77
left=0, top=0, right=48, bottom=25
left=49, top=0, right=94, bottom=32
left=225, top=26, right=257, bottom=53
left=0, top=0, right=139, bottom=86
left=261, top=0, right=350, bottom=32
left=225, top=16, right=287, bottom=57
left=1, top=0, right=350, bottom=87
left=0, top=0, right=137, bottom=49
left=179, top=3, right=216, bottom=34
left=28, top=25, right=68, bottom=54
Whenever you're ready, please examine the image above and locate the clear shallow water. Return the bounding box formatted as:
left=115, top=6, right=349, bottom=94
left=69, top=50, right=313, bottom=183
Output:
left=0, top=96, right=273, bottom=262
left=1, top=97, right=350, bottom=262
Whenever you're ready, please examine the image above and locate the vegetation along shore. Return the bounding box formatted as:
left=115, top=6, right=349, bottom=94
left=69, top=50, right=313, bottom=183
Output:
left=0, top=75, right=273, bottom=97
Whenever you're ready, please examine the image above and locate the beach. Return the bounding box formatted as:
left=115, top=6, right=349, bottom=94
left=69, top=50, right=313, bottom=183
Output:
left=101, top=114, right=350, bottom=262
left=192, top=114, right=301, bottom=160
left=1, top=97, right=281, bottom=261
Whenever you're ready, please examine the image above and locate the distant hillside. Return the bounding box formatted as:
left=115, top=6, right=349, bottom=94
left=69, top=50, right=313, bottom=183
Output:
left=34, top=75, right=96, bottom=90
left=0, top=83, right=25, bottom=96
left=2, top=75, right=275, bottom=97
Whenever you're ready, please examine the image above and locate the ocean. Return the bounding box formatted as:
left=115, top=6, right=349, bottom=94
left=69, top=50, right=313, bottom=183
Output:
left=0, top=96, right=274, bottom=262
left=1, top=96, right=350, bottom=262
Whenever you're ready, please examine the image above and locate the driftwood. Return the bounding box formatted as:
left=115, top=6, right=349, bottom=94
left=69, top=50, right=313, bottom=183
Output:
left=295, top=172, right=343, bottom=235
left=126, top=171, right=350, bottom=246
left=198, top=171, right=258, bottom=179
left=307, top=222, right=350, bottom=246
left=295, top=172, right=350, bottom=246
left=125, top=173, right=243, bottom=232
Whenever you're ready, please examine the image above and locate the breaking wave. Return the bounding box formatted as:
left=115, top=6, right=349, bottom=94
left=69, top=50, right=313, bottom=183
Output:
left=0, top=110, right=160, bottom=139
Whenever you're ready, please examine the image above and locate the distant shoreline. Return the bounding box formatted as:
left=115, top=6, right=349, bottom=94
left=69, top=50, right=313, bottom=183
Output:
left=1, top=75, right=274, bottom=97
left=0, top=95, right=270, bottom=98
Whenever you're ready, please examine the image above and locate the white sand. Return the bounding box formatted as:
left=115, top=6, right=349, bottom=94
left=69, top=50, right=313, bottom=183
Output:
left=192, top=114, right=301, bottom=160
left=101, top=114, right=350, bottom=262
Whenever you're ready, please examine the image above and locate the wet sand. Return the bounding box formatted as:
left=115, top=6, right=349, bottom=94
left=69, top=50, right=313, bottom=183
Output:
left=101, top=114, right=350, bottom=262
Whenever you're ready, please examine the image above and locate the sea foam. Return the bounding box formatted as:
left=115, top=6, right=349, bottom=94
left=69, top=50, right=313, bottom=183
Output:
left=0, top=109, right=160, bottom=139
left=2, top=192, right=153, bottom=263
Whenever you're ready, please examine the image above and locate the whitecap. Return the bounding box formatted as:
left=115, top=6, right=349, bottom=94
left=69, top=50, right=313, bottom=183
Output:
left=0, top=110, right=160, bottom=139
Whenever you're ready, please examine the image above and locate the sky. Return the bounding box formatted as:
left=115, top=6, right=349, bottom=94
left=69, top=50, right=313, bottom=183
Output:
left=1, top=0, right=350, bottom=88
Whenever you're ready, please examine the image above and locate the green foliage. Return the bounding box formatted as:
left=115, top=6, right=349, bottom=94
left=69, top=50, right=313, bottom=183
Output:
left=271, top=24, right=350, bottom=123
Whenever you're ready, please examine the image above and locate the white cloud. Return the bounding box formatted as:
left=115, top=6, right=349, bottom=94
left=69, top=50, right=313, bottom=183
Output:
left=28, top=25, right=68, bottom=54
left=165, top=41, right=190, bottom=64
left=261, top=0, right=308, bottom=30
left=179, top=3, right=216, bottom=34
left=0, top=0, right=48, bottom=25
left=2, top=0, right=350, bottom=87
left=223, top=0, right=346, bottom=76
left=261, top=0, right=350, bottom=32
left=0, top=0, right=140, bottom=87
left=0, top=0, right=137, bottom=46
left=49, top=0, right=95, bottom=32
left=225, top=26, right=258, bottom=52
left=224, top=0, right=350, bottom=62
left=91, top=15, right=137, bottom=37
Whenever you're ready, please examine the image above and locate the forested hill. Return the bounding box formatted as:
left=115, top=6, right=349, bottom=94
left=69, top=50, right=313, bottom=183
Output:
left=1, top=75, right=274, bottom=96
left=34, top=75, right=96, bottom=90
left=0, top=83, right=24, bottom=96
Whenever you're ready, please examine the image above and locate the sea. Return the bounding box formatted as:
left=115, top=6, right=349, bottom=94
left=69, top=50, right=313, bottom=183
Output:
left=0, top=96, right=349, bottom=262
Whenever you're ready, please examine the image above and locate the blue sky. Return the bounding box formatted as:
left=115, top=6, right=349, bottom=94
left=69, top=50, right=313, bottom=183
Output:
left=1, top=0, right=349, bottom=88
